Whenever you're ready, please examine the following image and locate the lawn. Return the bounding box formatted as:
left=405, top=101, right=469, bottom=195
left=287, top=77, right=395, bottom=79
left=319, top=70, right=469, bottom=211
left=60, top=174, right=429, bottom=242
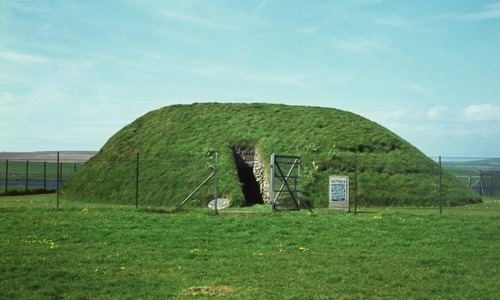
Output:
left=1, top=194, right=499, bottom=299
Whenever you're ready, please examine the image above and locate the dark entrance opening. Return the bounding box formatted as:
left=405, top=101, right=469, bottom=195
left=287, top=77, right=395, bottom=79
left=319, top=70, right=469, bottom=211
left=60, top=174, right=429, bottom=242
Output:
left=232, top=147, right=264, bottom=205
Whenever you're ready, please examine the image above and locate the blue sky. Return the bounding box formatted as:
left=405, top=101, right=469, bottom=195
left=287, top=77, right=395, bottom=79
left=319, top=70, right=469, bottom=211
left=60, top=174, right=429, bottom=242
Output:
left=1, top=0, right=499, bottom=157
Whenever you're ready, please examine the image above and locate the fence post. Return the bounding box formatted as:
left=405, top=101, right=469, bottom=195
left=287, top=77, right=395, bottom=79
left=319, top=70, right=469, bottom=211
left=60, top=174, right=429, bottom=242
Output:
left=479, top=171, right=483, bottom=196
left=4, top=160, right=8, bottom=193
left=354, top=154, right=357, bottom=215
left=44, top=161, right=47, bottom=190
left=57, top=152, right=60, bottom=208
left=270, top=154, right=275, bottom=212
left=491, top=174, right=494, bottom=197
left=135, top=152, right=139, bottom=208
left=215, top=153, right=218, bottom=215
left=439, top=156, right=442, bottom=214
left=25, top=160, right=29, bottom=192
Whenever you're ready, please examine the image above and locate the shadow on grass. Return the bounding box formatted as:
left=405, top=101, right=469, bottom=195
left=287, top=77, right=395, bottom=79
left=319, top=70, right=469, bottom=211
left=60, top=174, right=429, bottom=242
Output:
left=139, top=207, right=186, bottom=214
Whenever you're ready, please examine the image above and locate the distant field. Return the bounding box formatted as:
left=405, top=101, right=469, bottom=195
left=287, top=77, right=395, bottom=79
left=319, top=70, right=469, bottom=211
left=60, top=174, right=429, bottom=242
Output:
left=0, top=151, right=97, bottom=162
left=0, top=194, right=499, bottom=298
left=442, top=158, right=500, bottom=175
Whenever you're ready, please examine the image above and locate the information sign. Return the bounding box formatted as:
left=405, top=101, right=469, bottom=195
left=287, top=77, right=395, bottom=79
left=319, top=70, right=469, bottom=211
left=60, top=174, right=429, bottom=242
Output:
left=329, top=176, right=349, bottom=211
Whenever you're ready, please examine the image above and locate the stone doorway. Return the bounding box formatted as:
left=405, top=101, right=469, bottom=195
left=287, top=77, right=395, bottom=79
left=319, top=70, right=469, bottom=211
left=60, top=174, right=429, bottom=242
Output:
left=232, top=147, right=269, bottom=205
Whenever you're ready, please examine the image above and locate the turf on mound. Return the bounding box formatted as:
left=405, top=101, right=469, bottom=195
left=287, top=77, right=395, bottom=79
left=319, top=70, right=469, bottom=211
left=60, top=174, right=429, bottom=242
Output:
left=61, top=103, right=480, bottom=208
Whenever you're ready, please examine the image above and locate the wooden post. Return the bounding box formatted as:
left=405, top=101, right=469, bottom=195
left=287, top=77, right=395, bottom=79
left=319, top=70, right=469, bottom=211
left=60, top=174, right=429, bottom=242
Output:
left=491, top=174, right=494, bottom=197
left=135, top=152, right=139, bottom=209
left=354, top=155, right=357, bottom=215
left=44, top=161, right=47, bottom=190
left=57, top=152, right=60, bottom=208
left=4, top=160, right=8, bottom=193
left=25, top=160, right=29, bottom=192
left=439, top=156, right=442, bottom=214
left=215, top=153, right=218, bottom=215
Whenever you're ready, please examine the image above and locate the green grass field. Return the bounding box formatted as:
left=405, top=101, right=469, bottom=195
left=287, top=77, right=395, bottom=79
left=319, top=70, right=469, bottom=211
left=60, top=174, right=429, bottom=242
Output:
left=1, top=194, right=499, bottom=299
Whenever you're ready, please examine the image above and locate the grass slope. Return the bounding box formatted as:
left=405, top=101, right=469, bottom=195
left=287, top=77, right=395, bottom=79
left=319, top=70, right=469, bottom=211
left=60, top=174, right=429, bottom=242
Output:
left=1, top=195, right=499, bottom=298
left=62, top=103, right=480, bottom=207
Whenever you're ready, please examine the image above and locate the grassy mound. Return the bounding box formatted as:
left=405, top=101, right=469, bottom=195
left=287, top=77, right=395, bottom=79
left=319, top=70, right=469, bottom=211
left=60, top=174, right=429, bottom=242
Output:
left=61, top=103, right=480, bottom=207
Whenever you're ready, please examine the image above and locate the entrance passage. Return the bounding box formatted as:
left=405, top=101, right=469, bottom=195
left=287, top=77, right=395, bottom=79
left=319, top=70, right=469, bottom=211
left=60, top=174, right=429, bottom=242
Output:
left=232, top=147, right=264, bottom=205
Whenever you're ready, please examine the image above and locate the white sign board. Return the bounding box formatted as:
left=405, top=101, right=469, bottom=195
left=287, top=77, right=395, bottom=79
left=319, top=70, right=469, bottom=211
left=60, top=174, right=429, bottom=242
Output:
left=329, top=176, right=349, bottom=212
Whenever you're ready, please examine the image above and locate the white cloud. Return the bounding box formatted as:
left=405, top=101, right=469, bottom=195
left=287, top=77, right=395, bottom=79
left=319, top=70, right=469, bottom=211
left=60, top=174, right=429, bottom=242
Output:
left=463, top=104, right=500, bottom=121
left=376, top=17, right=412, bottom=28
left=457, top=2, right=500, bottom=21
left=427, top=106, right=448, bottom=120
left=353, top=0, right=381, bottom=3
left=130, top=0, right=254, bottom=32
left=254, top=0, right=268, bottom=13
left=360, top=109, right=414, bottom=123
left=187, top=61, right=321, bottom=92
left=159, top=9, right=242, bottom=31
left=0, top=51, right=50, bottom=64
left=406, top=82, right=433, bottom=97
left=0, top=91, right=14, bottom=105
left=55, top=59, right=94, bottom=79
left=331, top=38, right=393, bottom=55
left=440, top=2, right=500, bottom=22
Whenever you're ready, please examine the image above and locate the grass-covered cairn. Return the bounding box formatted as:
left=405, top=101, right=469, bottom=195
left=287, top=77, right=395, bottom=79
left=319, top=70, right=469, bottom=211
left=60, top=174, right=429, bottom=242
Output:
left=62, top=103, right=481, bottom=208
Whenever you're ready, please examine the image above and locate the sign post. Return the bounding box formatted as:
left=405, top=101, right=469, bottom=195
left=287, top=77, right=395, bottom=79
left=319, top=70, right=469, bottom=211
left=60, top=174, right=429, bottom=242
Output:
left=329, top=175, right=349, bottom=212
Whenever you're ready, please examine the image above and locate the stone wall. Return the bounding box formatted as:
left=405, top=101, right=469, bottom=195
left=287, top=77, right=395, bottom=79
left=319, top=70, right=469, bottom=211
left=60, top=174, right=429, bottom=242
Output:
left=253, top=151, right=270, bottom=203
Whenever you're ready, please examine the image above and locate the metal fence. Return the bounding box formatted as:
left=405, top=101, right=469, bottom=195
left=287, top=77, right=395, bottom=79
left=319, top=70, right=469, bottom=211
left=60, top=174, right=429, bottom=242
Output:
left=439, top=157, right=500, bottom=196
left=1, top=152, right=498, bottom=210
left=52, top=151, right=220, bottom=209
left=0, top=152, right=95, bottom=193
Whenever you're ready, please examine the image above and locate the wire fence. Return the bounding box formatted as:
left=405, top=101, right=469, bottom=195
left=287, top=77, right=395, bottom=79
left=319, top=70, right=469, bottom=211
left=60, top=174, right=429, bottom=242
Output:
left=1, top=151, right=498, bottom=211
left=438, top=157, right=500, bottom=196
left=56, top=151, right=221, bottom=209
left=0, top=152, right=95, bottom=193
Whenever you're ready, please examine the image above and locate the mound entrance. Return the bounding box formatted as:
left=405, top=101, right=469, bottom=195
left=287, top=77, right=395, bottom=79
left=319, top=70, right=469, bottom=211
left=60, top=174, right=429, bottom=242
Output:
left=232, top=147, right=269, bottom=205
